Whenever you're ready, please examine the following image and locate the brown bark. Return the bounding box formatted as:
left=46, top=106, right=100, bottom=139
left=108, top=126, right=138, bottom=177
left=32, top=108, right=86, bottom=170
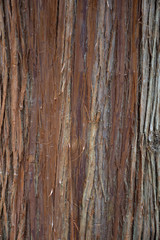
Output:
left=0, top=0, right=159, bottom=239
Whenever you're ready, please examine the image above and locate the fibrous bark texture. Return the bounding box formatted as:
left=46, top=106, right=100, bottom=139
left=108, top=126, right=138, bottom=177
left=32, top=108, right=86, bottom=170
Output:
left=0, top=0, right=159, bottom=239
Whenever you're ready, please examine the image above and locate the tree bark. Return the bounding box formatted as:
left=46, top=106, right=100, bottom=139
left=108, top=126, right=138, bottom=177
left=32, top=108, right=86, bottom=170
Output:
left=0, top=0, right=159, bottom=239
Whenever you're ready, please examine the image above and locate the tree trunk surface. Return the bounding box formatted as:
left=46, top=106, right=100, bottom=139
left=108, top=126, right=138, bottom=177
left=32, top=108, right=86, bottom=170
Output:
left=0, top=0, right=159, bottom=239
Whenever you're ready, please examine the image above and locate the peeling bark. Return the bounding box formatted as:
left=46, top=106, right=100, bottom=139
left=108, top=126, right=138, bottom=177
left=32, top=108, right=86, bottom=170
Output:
left=0, top=0, right=159, bottom=239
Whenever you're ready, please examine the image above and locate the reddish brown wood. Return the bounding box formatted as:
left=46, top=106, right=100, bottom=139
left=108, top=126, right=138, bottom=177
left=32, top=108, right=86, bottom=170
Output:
left=0, top=0, right=159, bottom=239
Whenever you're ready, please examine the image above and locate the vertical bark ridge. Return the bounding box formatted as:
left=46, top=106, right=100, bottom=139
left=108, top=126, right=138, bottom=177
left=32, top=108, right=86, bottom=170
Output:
left=0, top=0, right=159, bottom=239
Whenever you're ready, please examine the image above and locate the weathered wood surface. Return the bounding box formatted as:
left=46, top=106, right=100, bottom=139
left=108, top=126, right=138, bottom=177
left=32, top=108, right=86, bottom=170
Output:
left=0, top=0, right=159, bottom=239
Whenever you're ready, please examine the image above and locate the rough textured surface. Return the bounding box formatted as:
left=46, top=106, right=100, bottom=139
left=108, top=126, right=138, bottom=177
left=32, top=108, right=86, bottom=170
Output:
left=0, top=0, right=159, bottom=239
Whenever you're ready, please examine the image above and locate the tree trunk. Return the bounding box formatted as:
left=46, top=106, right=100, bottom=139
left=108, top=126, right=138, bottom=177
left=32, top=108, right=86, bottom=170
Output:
left=0, top=0, right=159, bottom=239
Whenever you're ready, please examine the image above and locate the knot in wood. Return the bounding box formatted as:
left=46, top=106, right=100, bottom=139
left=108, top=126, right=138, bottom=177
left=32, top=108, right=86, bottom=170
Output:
left=148, top=131, right=160, bottom=153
